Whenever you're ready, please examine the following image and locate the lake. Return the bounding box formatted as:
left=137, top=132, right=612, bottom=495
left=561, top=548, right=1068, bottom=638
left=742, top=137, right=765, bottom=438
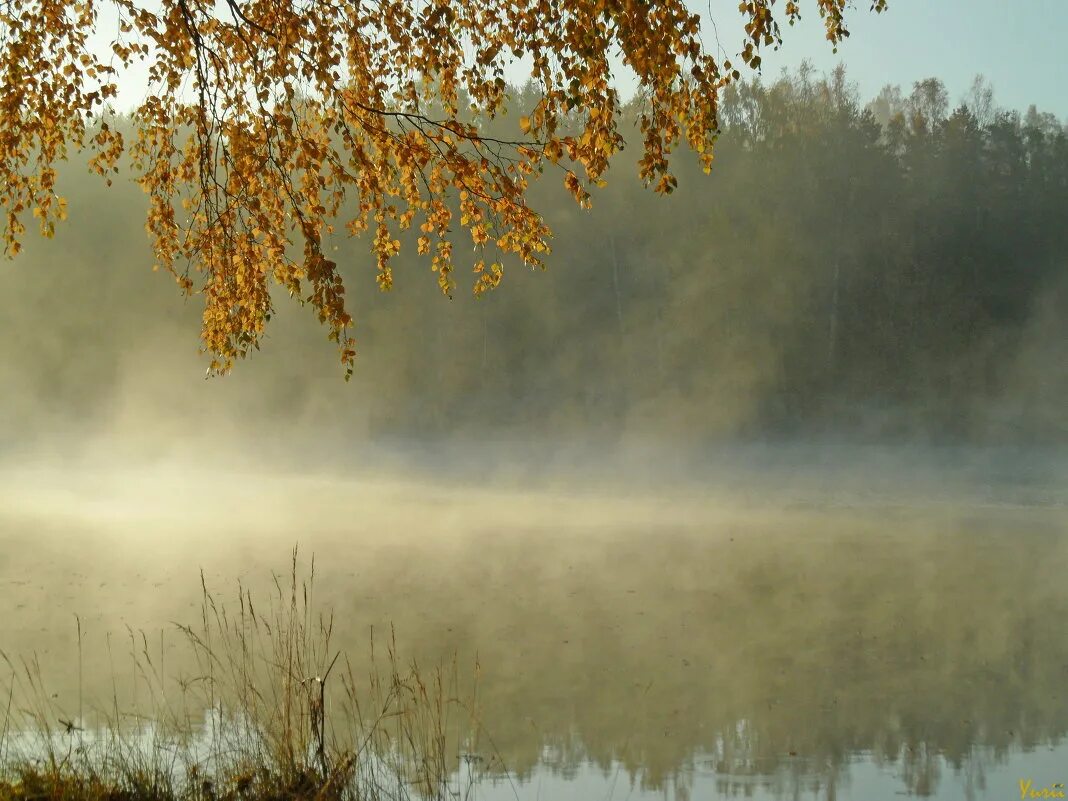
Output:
left=1, top=457, right=1066, bottom=800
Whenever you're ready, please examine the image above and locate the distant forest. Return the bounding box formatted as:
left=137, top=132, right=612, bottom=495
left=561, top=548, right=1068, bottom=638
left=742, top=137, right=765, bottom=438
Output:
left=3, top=66, right=1066, bottom=452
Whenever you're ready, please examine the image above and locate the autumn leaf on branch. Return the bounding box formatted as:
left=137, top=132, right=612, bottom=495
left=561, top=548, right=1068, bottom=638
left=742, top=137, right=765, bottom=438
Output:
left=0, top=0, right=887, bottom=377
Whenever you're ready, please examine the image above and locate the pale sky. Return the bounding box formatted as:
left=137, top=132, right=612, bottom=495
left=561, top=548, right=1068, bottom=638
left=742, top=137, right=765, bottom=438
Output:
left=699, top=0, right=1068, bottom=118
left=101, top=0, right=1067, bottom=120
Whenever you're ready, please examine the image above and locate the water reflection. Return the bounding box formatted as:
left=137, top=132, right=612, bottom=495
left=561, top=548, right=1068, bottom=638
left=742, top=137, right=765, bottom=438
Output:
left=416, top=511, right=1068, bottom=799
left=1, top=471, right=1066, bottom=799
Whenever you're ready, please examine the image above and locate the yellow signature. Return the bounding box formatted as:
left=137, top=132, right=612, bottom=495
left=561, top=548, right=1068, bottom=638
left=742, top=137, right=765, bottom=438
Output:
left=1020, top=780, right=1066, bottom=799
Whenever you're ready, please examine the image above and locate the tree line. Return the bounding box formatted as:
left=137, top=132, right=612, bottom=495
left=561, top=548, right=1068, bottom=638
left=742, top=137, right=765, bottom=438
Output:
left=2, top=66, right=1065, bottom=451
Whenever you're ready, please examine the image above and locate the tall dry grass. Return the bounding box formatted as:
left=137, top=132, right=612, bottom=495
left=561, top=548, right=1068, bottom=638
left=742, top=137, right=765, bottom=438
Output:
left=0, top=548, right=488, bottom=801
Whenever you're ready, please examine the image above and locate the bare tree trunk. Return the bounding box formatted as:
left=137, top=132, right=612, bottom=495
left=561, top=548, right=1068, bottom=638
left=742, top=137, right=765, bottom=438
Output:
left=654, top=219, right=667, bottom=380
left=609, top=234, right=625, bottom=339
left=608, top=233, right=628, bottom=417
left=828, top=257, right=840, bottom=373
left=655, top=306, right=665, bottom=378
left=481, top=305, right=488, bottom=377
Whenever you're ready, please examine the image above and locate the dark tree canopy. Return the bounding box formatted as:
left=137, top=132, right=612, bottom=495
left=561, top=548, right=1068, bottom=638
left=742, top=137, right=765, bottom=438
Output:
left=5, top=68, right=1066, bottom=448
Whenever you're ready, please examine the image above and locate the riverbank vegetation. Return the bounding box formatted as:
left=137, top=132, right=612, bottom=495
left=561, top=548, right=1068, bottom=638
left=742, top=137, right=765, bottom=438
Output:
left=0, top=554, right=485, bottom=801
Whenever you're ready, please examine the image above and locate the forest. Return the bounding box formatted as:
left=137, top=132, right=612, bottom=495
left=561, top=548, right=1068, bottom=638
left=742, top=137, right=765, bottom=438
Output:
left=3, top=65, right=1066, bottom=457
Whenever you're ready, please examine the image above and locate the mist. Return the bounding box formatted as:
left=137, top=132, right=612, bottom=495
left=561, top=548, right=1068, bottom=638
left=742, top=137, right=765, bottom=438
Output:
left=2, top=64, right=1068, bottom=801
left=3, top=68, right=1066, bottom=475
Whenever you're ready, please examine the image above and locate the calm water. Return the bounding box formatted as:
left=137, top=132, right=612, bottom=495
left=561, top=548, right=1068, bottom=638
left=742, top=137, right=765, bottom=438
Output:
left=2, top=461, right=1067, bottom=800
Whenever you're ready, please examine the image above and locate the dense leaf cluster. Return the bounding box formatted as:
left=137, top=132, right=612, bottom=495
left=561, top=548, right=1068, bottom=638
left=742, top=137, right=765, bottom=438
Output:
left=2, top=0, right=880, bottom=377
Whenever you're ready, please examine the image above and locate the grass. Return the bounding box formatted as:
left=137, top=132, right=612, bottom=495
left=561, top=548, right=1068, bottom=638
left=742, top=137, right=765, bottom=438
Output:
left=0, top=549, right=488, bottom=801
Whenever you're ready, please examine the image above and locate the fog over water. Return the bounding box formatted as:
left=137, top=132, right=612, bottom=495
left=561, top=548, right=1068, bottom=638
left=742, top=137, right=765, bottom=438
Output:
left=2, top=66, right=1068, bottom=800
left=2, top=455, right=1068, bottom=800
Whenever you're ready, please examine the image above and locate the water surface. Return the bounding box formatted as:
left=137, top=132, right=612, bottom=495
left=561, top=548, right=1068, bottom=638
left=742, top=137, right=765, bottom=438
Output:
left=1, top=462, right=1066, bottom=800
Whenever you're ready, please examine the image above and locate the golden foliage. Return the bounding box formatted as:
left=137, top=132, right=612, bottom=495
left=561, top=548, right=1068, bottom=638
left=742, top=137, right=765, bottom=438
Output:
left=0, top=0, right=886, bottom=376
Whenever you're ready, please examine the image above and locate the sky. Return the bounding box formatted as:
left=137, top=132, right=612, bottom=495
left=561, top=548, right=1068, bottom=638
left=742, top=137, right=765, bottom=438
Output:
left=99, top=0, right=1067, bottom=120
left=699, top=0, right=1068, bottom=118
